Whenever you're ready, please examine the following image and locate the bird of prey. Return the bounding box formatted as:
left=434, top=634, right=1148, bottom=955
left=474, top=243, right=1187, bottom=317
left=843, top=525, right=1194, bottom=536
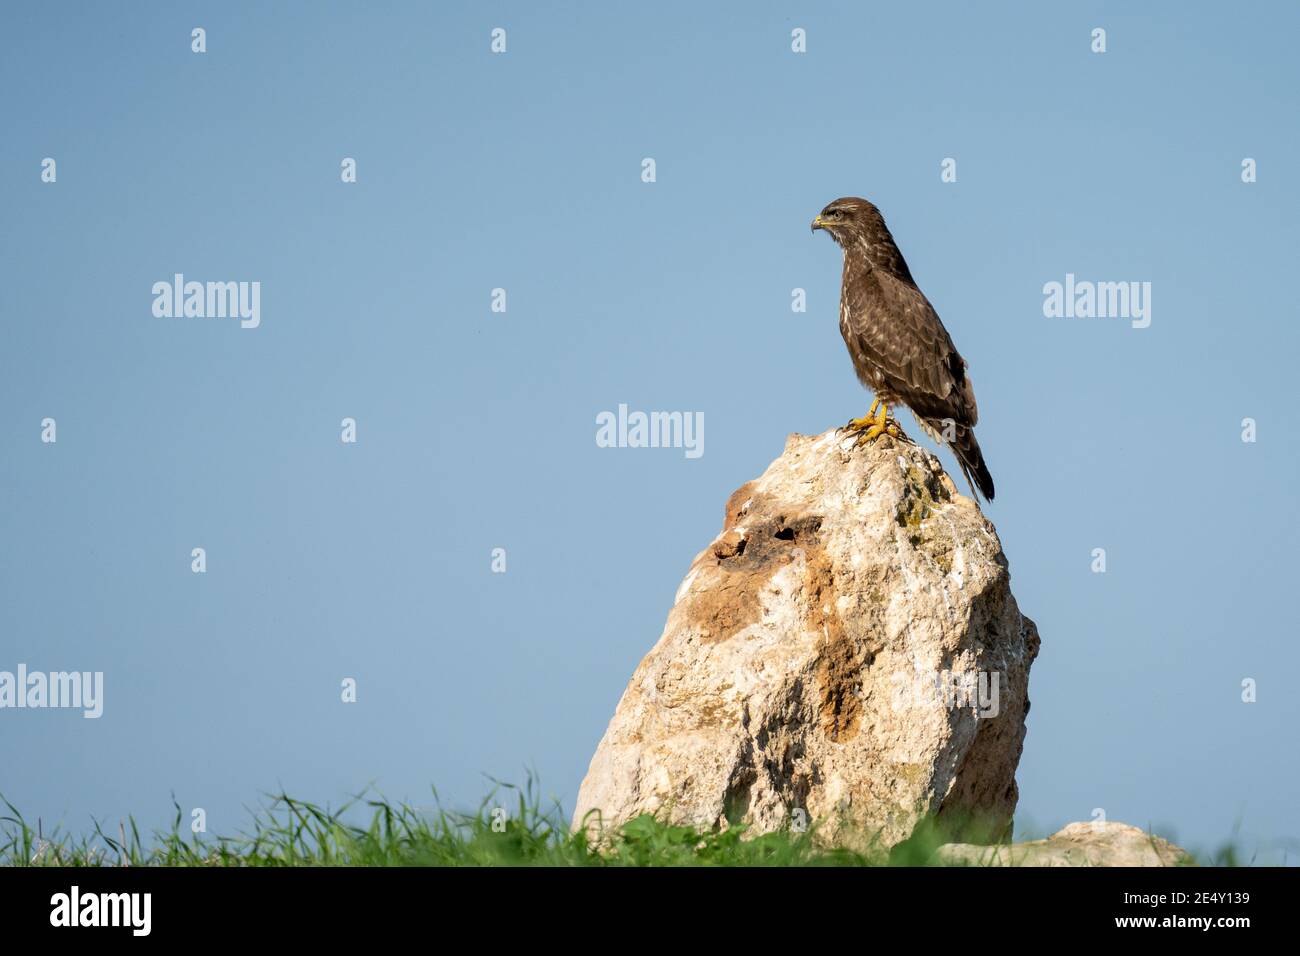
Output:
left=812, top=197, right=995, bottom=502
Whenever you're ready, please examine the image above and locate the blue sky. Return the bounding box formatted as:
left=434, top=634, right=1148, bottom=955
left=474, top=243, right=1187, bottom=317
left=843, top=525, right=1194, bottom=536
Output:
left=1, top=1, right=1297, bottom=860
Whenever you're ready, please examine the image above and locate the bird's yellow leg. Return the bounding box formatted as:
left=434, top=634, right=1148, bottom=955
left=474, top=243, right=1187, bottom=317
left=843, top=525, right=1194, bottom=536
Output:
left=843, top=398, right=881, bottom=432
left=843, top=401, right=905, bottom=445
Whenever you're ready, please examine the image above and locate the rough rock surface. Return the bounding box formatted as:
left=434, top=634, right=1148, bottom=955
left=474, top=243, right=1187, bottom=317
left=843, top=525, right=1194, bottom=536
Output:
left=574, top=428, right=1040, bottom=848
left=935, top=821, right=1193, bottom=867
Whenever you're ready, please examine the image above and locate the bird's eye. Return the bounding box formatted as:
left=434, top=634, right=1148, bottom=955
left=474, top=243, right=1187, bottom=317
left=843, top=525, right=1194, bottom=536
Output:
left=829, top=209, right=842, bottom=219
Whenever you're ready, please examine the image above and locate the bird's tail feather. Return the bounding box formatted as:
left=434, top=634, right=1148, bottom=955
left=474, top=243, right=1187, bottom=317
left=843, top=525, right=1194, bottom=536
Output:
left=949, top=426, right=995, bottom=503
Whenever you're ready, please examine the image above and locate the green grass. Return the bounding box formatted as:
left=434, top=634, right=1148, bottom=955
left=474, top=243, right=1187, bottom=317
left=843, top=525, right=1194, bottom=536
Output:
left=0, top=778, right=945, bottom=867
left=0, top=780, right=1258, bottom=867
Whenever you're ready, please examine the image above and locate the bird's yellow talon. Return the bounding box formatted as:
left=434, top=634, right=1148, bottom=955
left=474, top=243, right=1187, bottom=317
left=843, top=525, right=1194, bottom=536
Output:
left=842, top=403, right=907, bottom=446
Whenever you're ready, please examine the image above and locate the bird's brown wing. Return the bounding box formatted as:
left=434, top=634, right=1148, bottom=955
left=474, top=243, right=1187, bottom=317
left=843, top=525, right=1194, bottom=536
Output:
left=844, top=269, right=979, bottom=428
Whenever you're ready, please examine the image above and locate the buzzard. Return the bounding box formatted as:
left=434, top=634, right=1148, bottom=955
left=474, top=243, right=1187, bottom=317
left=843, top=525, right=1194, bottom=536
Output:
left=812, top=197, right=994, bottom=501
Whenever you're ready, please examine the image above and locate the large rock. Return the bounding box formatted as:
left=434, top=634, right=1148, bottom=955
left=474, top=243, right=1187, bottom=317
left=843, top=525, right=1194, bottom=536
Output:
left=935, top=821, right=1193, bottom=867
left=574, top=428, right=1040, bottom=849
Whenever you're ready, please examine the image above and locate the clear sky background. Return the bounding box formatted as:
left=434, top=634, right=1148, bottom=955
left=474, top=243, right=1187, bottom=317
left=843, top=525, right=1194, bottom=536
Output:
left=2, top=1, right=1297, bottom=861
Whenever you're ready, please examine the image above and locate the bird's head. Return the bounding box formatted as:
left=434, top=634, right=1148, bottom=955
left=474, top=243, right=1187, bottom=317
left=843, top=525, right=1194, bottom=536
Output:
left=811, top=197, right=885, bottom=247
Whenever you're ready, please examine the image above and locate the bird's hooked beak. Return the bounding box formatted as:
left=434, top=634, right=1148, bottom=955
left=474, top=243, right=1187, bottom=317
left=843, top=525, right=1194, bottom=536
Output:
left=811, top=214, right=825, bottom=233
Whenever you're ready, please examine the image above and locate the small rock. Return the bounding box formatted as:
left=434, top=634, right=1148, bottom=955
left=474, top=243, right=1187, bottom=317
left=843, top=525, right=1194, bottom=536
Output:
left=934, top=821, right=1193, bottom=867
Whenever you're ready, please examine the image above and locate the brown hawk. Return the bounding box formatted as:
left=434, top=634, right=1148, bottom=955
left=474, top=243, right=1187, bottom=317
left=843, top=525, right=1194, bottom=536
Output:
left=813, top=197, right=995, bottom=501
